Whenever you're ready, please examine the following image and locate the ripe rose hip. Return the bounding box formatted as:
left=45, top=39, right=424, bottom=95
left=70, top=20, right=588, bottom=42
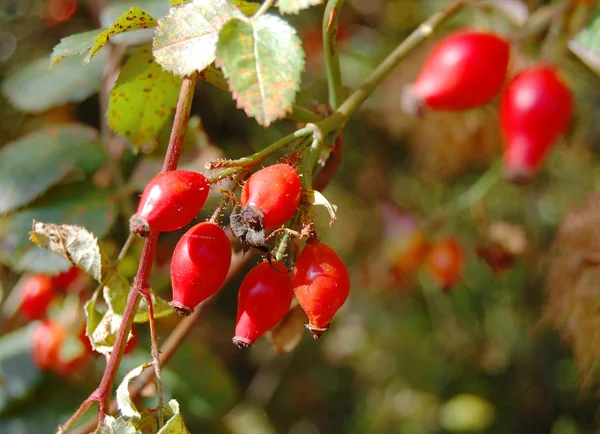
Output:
left=500, top=66, right=573, bottom=181
left=170, top=222, right=232, bottom=316
left=233, top=261, right=293, bottom=349
left=241, top=163, right=302, bottom=229
left=293, top=241, right=350, bottom=339
left=32, top=320, right=91, bottom=375
left=130, top=170, right=210, bottom=237
left=425, top=237, right=465, bottom=291
left=404, top=30, right=509, bottom=112
left=20, top=274, right=56, bottom=321
left=50, top=266, right=80, bottom=292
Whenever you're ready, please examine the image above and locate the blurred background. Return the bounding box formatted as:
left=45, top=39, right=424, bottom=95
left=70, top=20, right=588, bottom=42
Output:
left=2, top=0, right=600, bottom=433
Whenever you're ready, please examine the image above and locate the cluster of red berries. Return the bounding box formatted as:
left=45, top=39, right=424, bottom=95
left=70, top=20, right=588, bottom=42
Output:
left=404, top=30, right=573, bottom=181
left=132, top=163, right=350, bottom=347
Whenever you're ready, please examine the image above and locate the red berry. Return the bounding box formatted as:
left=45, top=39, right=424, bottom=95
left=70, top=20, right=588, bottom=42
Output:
left=50, top=266, right=80, bottom=292
left=130, top=170, right=210, bottom=236
left=500, top=66, right=573, bottom=181
left=241, top=164, right=302, bottom=229
left=425, top=237, right=465, bottom=291
left=32, top=320, right=64, bottom=370
left=405, top=31, right=509, bottom=112
left=233, top=261, right=293, bottom=348
left=293, top=241, right=350, bottom=339
left=20, top=274, right=56, bottom=321
left=170, top=222, right=232, bottom=316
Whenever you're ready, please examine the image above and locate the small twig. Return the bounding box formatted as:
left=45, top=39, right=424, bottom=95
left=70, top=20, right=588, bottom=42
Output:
left=323, top=0, right=346, bottom=110
left=252, top=0, right=276, bottom=19
left=139, top=287, right=164, bottom=427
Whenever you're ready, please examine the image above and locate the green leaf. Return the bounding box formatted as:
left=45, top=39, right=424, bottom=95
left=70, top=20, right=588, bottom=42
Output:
left=158, top=400, right=190, bottom=434
left=570, top=16, right=600, bottom=78
left=86, top=8, right=158, bottom=63
left=134, top=290, right=175, bottom=323
left=108, top=46, right=182, bottom=147
left=90, top=310, right=124, bottom=356
left=0, top=182, right=118, bottom=274
left=0, top=124, right=101, bottom=215
left=152, top=0, right=245, bottom=77
left=103, top=274, right=131, bottom=314
left=215, top=15, right=305, bottom=126
left=51, top=29, right=103, bottom=67
left=162, top=344, right=238, bottom=419
left=117, top=362, right=154, bottom=419
left=2, top=51, right=107, bottom=114
left=0, top=326, right=43, bottom=413
left=277, top=0, right=322, bottom=15
left=84, top=295, right=104, bottom=352
left=29, top=222, right=104, bottom=282
left=171, top=0, right=259, bottom=15
left=96, top=415, right=141, bottom=434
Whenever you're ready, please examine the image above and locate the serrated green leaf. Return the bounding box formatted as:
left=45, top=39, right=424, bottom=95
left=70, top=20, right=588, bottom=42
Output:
left=108, top=46, right=182, bottom=147
left=0, top=183, right=118, bottom=274
left=51, top=29, right=103, bottom=67
left=171, top=0, right=259, bottom=15
left=570, top=16, right=600, bottom=77
left=2, top=51, right=107, bottom=114
left=86, top=8, right=157, bottom=63
left=158, top=401, right=190, bottom=434
left=117, top=362, right=154, bottom=419
left=215, top=15, right=305, bottom=126
left=29, top=222, right=104, bottom=282
left=135, top=290, right=175, bottom=323
left=278, top=0, right=322, bottom=15
left=104, top=274, right=131, bottom=314
left=153, top=0, right=245, bottom=77
left=96, top=415, right=141, bottom=434
left=0, top=124, right=101, bottom=215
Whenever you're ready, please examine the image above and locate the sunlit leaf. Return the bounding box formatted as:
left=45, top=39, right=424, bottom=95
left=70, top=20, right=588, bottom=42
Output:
left=108, top=46, right=182, bottom=147
left=135, top=290, right=175, bottom=323
left=84, top=295, right=104, bottom=353
left=215, top=15, right=305, bottom=126
left=153, top=0, right=244, bottom=77
left=29, top=222, right=104, bottom=282
left=103, top=274, right=131, bottom=315
left=51, top=29, right=102, bottom=67
left=117, top=362, right=154, bottom=419
left=90, top=310, right=124, bottom=356
left=172, top=0, right=259, bottom=15
left=158, top=399, right=190, bottom=434
left=570, top=17, right=600, bottom=78
left=303, top=189, right=338, bottom=226
left=0, top=124, right=101, bottom=215
left=86, top=8, right=158, bottom=63
left=0, top=183, right=118, bottom=274
left=95, top=415, right=141, bottom=434
left=278, top=0, right=322, bottom=15
left=2, top=52, right=107, bottom=114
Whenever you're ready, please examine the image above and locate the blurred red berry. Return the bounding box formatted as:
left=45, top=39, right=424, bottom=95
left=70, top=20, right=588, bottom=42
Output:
left=20, top=275, right=56, bottom=321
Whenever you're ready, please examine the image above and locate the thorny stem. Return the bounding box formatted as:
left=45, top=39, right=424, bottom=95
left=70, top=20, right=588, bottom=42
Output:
left=59, top=74, right=199, bottom=432
left=323, top=0, right=346, bottom=110
left=139, top=288, right=164, bottom=427
left=209, top=171, right=247, bottom=223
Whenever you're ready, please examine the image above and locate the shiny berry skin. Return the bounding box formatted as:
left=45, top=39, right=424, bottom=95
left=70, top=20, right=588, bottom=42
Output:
left=170, top=222, right=232, bottom=316
left=130, top=170, right=210, bottom=236
left=233, top=261, right=293, bottom=348
left=500, top=66, right=573, bottom=181
left=405, top=31, right=509, bottom=112
left=50, top=266, right=80, bottom=292
left=425, top=237, right=465, bottom=291
left=20, top=274, right=56, bottom=321
left=240, top=164, right=302, bottom=229
left=293, top=241, right=350, bottom=339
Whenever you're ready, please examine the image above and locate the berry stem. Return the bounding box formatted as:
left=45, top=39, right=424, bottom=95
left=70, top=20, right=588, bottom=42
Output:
left=59, top=74, right=198, bottom=432
left=252, top=0, right=276, bottom=19
left=323, top=0, right=346, bottom=111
